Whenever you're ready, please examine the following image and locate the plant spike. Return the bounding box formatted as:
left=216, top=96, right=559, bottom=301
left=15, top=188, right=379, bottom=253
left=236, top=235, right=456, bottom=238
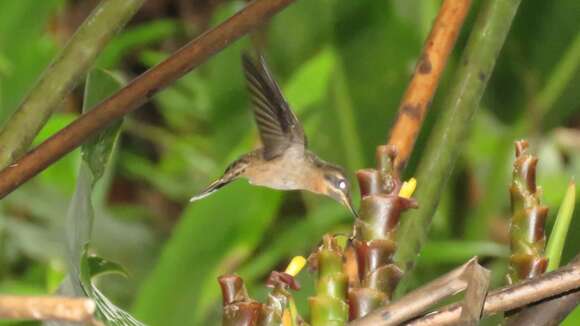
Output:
left=309, top=234, right=348, bottom=326
left=508, top=140, right=549, bottom=284
left=218, top=274, right=262, bottom=326
left=349, top=145, right=418, bottom=319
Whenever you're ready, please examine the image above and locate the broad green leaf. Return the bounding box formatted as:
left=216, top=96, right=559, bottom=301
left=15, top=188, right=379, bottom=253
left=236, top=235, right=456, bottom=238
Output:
left=284, top=47, right=337, bottom=113
left=133, top=182, right=282, bottom=326
left=546, top=181, right=576, bottom=271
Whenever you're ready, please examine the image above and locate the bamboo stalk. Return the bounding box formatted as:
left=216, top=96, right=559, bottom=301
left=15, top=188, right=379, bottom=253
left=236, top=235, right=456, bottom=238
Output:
left=0, top=0, right=144, bottom=169
left=0, top=0, right=297, bottom=199
left=394, top=0, right=523, bottom=279
left=386, top=0, right=471, bottom=172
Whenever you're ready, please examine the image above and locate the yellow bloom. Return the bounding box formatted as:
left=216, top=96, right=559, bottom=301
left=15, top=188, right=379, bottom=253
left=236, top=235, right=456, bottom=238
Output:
left=399, top=177, right=417, bottom=198
left=284, top=256, right=306, bottom=277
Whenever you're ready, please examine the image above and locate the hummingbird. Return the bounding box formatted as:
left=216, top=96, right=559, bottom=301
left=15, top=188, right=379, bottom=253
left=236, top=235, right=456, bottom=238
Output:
left=190, top=53, right=357, bottom=216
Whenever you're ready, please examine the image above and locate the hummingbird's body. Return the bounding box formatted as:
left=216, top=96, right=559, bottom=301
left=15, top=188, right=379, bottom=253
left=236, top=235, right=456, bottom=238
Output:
left=190, top=54, right=356, bottom=215
left=229, top=146, right=327, bottom=191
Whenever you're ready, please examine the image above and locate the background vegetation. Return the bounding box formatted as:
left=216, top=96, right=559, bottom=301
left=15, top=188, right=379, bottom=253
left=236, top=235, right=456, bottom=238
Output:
left=0, top=0, right=578, bottom=325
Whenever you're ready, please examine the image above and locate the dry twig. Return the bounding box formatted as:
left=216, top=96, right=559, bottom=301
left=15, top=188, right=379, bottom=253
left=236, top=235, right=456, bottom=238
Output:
left=0, top=295, right=97, bottom=324
left=386, top=0, right=471, bottom=172
left=350, top=257, right=490, bottom=326
left=0, top=0, right=296, bottom=199
left=350, top=256, right=579, bottom=325
left=407, top=256, right=580, bottom=325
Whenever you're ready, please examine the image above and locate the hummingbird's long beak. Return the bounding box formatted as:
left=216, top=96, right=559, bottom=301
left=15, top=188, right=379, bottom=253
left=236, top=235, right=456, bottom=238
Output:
left=341, top=192, right=358, bottom=218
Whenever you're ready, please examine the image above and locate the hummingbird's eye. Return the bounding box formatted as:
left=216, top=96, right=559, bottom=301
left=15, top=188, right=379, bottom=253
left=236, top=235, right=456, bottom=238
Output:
left=337, top=180, right=347, bottom=190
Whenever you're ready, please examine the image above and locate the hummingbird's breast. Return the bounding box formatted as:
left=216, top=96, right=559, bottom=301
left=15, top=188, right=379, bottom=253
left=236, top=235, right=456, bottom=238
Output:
left=244, top=145, right=315, bottom=191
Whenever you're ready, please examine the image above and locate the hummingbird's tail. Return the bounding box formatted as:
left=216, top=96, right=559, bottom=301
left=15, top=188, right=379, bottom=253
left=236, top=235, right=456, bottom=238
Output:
left=189, top=178, right=229, bottom=202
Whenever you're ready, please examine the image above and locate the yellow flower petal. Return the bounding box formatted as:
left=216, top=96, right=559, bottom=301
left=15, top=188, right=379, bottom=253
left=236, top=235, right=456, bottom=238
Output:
left=399, top=177, right=417, bottom=199
left=284, top=256, right=306, bottom=277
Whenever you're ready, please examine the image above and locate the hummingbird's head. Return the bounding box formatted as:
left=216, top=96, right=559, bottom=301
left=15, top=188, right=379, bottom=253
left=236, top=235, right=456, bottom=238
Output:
left=319, top=165, right=358, bottom=217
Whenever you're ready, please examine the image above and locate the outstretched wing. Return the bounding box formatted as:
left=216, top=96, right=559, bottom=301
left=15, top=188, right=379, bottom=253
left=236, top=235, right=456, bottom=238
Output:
left=242, top=53, right=306, bottom=160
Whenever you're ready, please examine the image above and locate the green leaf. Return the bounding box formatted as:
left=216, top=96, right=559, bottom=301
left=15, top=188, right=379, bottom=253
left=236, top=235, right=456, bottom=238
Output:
left=80, top=245, right=129, bottom=283
left=284, top=47, right=337, bottom=113
left=81, top=69, right=126, bottom=181
left=61, top=69, right=145, bottom=326
left=133, top=182, right=282, bottom=326
left=546, top=181, right=576, bottom=271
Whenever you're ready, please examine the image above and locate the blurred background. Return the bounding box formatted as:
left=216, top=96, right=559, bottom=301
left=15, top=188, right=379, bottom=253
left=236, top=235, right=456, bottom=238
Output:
left=0, top=0, right=578, bottom=325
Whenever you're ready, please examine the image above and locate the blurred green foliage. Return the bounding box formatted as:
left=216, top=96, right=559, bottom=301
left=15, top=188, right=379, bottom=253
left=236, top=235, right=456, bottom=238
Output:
left=0, top=0, right=578, bottom=325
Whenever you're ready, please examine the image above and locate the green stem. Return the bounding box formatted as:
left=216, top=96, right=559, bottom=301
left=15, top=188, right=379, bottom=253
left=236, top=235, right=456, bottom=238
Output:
left=0, top=0, right=143, bottom=169
left=394, top=0, right=522, bottom=283
left=310, top=235, right=348, bottom=326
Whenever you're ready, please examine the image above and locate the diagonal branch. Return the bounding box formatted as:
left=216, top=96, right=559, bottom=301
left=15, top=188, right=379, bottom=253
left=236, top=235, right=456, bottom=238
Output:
left=0, top=0, right=144, bottom=170
left=505, top=255, right=580, bottom=326
left=386, top=0, right=471, bottom=172
left=0, top=0, right=296, bottom=199
left=407, top=255, right=580, bottom=325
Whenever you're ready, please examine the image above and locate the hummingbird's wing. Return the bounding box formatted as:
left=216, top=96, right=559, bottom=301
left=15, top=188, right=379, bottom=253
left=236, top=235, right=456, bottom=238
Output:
left=242, top=54, right=307, bottom=160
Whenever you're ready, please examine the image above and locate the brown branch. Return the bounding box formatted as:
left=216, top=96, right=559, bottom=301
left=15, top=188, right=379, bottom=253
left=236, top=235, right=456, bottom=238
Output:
left=506, top=255, right=580, bottom=326
left=506, top=290, right=580, bottom=326
left=349, top=257, right=490, bottom=326
left=386, top=0, right=471, bottom=172
left=0, top=0, right=296, bottom=199
left=0, top=295, right=97, bottom=324
left=407, top=256, right=580, bottom=325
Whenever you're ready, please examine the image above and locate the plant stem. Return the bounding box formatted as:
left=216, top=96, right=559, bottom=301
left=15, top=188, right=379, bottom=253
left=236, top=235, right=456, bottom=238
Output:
left=386, top=0, right=471, bottom=172
left=0, top=0, right=297, bottom=199
left=393, top=0, right=523, bottom=279
left=310, top=235, right=348, bottom=326
left=0, top=0, right=143, bottom=170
